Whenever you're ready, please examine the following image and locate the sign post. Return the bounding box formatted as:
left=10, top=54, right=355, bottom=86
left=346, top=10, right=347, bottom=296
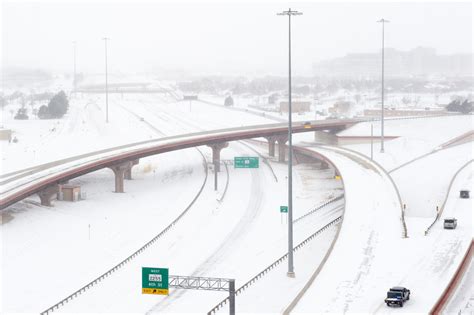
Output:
left=234, top=157, right=259, bottom=169
left=214, top=161, right=218, bottom=191
left=142, top=267, right=169, bottom=295
left=280, top=206, right=288, bottom=224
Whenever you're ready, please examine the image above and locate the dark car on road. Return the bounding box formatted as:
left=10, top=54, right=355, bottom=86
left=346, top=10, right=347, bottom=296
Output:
left=460, top=190, right=470, bottom=199
left=444, top=217, right=457, bottom=229
left=385, top=286, right=410, bottom=307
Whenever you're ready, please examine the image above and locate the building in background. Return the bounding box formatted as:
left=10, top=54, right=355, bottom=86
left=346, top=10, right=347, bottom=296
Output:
left=279, top=101, right=311, bottom=113
left=313, top=47, right=473, bottom=78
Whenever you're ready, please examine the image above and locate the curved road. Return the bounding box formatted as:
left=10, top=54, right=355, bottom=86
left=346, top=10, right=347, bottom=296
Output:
left=289, top=144, right=472, bottom=314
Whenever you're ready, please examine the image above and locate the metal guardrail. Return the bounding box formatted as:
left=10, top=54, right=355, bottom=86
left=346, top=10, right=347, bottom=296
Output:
left=207, top=215, right=343, bottom=314
left=40, top=150, right=209, bottom=315
left=294, top=195, right=344, bottom=224
left=424, top=159, right=473, bottom=236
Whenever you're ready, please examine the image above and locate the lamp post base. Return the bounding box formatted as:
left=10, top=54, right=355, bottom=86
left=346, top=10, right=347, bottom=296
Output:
left=287, top=271, right=295, bottom=278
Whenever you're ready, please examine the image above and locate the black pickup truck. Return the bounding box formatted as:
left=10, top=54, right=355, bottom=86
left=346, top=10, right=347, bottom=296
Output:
left=385, top=286, right=410, bottom=307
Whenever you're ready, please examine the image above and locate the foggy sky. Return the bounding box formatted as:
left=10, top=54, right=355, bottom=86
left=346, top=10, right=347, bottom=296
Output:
left=2, top=0, right=473, bottom=76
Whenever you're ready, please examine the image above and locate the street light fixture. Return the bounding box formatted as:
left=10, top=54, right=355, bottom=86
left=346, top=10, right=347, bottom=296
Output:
left=277, top=7, right=302, bottom=278
left=377, top=18, right=389, bottom=153
left=102, top=37, right=110, bottom=123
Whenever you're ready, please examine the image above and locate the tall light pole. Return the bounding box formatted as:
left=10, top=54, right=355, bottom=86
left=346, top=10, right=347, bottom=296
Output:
left=73, top=41, right=77, bottom=92
left=102, top=37, right=109, bottom=123
left=278, top=7, right=301, bottom=278
left=377, top=18, right=389, bottom=153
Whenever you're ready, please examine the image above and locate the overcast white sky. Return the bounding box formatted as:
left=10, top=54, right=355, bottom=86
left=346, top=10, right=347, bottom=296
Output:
left=1, top=0, right=473, bottom=76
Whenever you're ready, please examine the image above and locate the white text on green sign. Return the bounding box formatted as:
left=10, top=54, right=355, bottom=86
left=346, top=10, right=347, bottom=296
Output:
left=235, top=157, right=259, bottom=168
left=142, top=267, right=169, bottom=295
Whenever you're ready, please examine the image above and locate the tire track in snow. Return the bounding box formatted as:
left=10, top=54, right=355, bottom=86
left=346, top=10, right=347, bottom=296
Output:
left=286, top=145, right=402, bottom=314
left=146, top=144, right=265, bottom=314
left=39, top=101, right=209, bottom=315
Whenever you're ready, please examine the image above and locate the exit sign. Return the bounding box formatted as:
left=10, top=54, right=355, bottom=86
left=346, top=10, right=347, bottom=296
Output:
left=234, top=157, right=259, bottom=168
left=142, top=267, right=169, bottom=295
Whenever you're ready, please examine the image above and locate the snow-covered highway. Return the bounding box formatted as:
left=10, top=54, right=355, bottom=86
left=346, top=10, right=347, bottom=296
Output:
left=2, top=93, right=472, bottom=314
left=289, top=145, right=472, bottom=313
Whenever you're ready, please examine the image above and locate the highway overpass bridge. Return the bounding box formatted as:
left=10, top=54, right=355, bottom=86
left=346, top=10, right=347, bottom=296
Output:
left=1, top=119, right=361, bottom=210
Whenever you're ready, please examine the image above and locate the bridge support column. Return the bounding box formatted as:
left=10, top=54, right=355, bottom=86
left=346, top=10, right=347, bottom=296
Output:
left=124, top=159, right=140, bottom=180
left=276, top=135, right=288, bottom=163
left=109, top=161, right=134, bottom=193
left=328, top=126, right=345, bottom=135
left=207, top=142, right=229, bottom=172
left=320, top=161, right=329, bottom=169
left=265, top=136, right=278, bottom=157
left=37, top=184, right=60, bottom=206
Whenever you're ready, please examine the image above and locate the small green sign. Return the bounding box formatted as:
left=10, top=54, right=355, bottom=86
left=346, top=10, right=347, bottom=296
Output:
left=142, top=267, right=169, bottom=295
left=280, top=206, right=288, bottom=213
left=235, top=157, right=259, bottom=168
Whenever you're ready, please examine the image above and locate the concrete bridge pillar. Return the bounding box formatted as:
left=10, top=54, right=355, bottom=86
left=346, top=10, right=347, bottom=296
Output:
left=37, top=184, right=60, bottom=206
left=265, top=136, right=278, bottom=157
left=109, top=161, right=134, bottom=193
left=327, top=126, right=345, bottom=135
left=207, top=142, right=229, bottom=172
left=276, top=135, right=289, bottom=162
left=124, top=159, right=140, bottom=180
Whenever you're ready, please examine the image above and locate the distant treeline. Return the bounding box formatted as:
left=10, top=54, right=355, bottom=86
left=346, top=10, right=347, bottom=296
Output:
left=446, top=98, right=473, bottom=114
left=9, top=90, right=69, bottom=120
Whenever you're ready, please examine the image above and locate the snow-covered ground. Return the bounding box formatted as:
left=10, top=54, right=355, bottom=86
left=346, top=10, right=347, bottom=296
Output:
left=2, top=149, right=205, bottom=312
left=2, top=91, right=342, bottom=313
left=1, top=86, right=472, bottom=314
left=288, top=126, right=472, bottom=313
left=392, top=143, right=471, bottom=233
left=5, top=142, right=341, bottom=313
left=291, top=147, right=472, bottom=314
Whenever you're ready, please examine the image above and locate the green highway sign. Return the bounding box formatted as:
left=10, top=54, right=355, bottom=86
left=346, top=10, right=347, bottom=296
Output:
left=234, top=157, right=259, bottom=168
left=142, top=267, right=169, bottom=295
left=280, top=206, right=288, bottom=213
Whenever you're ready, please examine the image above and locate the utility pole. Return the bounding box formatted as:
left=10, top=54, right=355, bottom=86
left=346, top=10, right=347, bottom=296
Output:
left=370, top=123, right=374, bottom=160
left=73, top=41, right=77, bottom=92
left=214, top=161, right=218, bottom=191
left=102, top=37, right=110, bottom=123
left=377, top=18, right=389, bottom=153
left=278, top=7, right=302, bottom=278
